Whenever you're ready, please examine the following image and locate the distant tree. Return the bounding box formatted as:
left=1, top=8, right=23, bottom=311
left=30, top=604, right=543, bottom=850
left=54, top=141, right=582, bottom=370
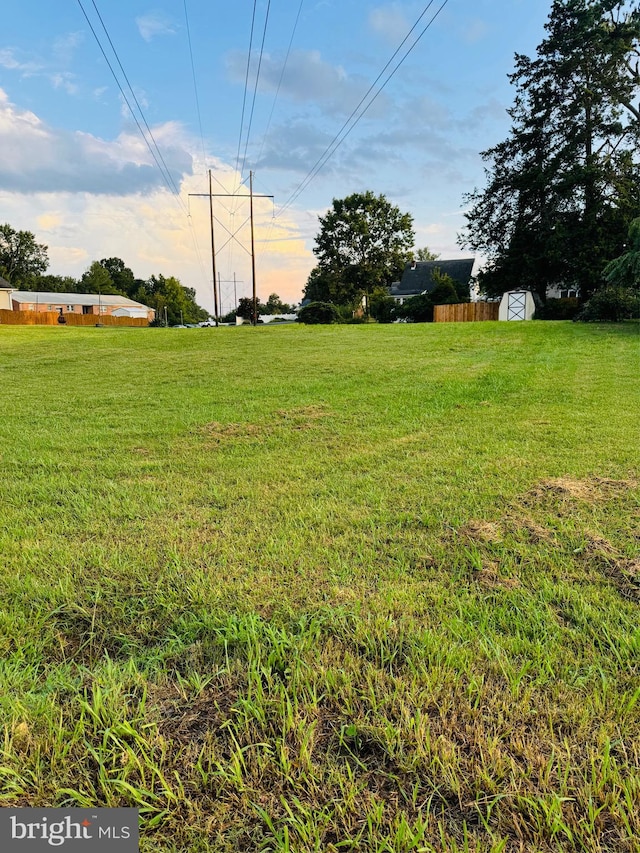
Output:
left=0, top=224, right=49, bottom=286
left=136, top=273, right=209, bottom=325
left=98, top=257, right=136, bottom=297
left=262, top=293, right=294, bottom=314
left=236, top=296, right=262, bottom=323
left=81, top=261, right=115, bottom=295
left=312, top=191, right=415, bottom=307
left=31, top=274, right=80, bottom=293
left=303, top=266, right=341, bottom=304
left=414, top=246, right=440, bottom=261
left=604, top=217, right=640, bottom=290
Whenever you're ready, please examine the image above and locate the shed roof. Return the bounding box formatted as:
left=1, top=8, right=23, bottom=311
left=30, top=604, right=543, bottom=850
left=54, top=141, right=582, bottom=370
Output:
left=11, top=291, right=151, bottom=309
left=390, top=259, right=475, bottom=297
left=0, top=277, right=12, bottom=289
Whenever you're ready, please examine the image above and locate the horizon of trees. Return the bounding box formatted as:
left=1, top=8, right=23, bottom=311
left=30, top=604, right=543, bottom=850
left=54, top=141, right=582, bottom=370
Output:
left=459, top=0, right=640, bottom=304
left=0, top=223, right=298, bottom=325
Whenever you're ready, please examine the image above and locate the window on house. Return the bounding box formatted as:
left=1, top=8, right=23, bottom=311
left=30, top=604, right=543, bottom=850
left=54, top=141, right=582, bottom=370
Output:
left=66, top=305, right=74, bottom=311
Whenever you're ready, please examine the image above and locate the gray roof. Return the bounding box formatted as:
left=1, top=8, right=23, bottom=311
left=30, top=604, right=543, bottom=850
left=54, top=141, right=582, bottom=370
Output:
left=390, top=259, right=475, bottom=297
left=11, top=291, right=151, bottom=309
left=0, top=276, right=12, bottom=289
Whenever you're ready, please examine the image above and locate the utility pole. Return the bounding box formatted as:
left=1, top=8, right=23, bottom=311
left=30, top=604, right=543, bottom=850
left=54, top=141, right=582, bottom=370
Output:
left=208, top=170, right=219, bottom=326
left=189, top=174, right=273, bottom=327
left=217, top=271, right=222, bottom=317
left=250, top=171, right=257, bottom=325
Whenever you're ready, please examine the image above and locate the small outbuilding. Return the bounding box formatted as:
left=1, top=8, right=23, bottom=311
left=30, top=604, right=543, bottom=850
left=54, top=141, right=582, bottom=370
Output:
left=111, top=306, right=150, bottom=319
left=499, top=290, right=537, bottom=321
left=0, top=277, right=13, bottom=310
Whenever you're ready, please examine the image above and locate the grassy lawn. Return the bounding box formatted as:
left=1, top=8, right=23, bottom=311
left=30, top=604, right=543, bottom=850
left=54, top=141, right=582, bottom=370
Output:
left=0, top=320, right=638, bottom=852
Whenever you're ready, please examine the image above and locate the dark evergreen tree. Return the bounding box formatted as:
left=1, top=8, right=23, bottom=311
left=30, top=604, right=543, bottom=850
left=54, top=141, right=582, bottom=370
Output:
left=460, top=0, right=640, bottom=301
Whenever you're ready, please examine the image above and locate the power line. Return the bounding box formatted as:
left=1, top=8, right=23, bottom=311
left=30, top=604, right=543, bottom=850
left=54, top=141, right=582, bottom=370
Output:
left=87, top=0, right=185, bottom=204
left=249, top=3, right=304, bottom=263
left=234, top=1, right=259, bottom=184
left=76, top=0, right=184, bottom=208
left=278, top=0, right=450, bottom=216
left=239, top=0, right=272, bottom=179
left=254, top=0, right=305, bottom=174
left=183, top=0, right=234, bottom=215
left=77, top=0, right=209, bottom=290
left=183, top=0, right=207, bottom=170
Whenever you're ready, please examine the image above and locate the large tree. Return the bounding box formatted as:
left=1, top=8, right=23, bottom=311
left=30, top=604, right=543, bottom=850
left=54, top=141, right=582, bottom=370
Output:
left=460, top=0, right=640, bottom=301
left=81, top=261, right=117, bottom=295
left=308, top=191, right=414, bottom=307
left=98, top=257, right=136, bottom=297
left=136, top=274, right=209, bottom=325
left=0, top=224, right=49, bottom=286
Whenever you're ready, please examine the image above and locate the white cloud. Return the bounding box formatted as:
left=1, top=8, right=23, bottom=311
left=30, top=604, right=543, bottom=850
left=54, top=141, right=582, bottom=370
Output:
left=225, top=49, right=387, bottom=118
left=369, top=4, right=412, bottom=43
left=50, top=72, right=78, bottom=96
left=52, top=32, right=83, bottom=64
left=0, top=48, right=42, bottom=75
left=0, top=88, right=192, bottom=195
left=0, top=45, right=79, bottom=94
left=0, top=89, right=314, bottom=307
left=136, top=12, right=178, bottom=42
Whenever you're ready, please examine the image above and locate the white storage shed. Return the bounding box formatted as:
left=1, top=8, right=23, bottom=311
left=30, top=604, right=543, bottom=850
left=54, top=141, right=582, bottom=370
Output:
left=499, top=290, right=537, bottom=321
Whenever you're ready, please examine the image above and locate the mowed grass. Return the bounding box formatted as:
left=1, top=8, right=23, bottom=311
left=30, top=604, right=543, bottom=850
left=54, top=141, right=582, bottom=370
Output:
left=0, top=320, right=638, bottom=852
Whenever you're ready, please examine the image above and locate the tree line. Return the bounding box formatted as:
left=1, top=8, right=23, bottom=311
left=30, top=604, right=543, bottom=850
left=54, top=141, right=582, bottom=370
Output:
left=301, top=0, right=639, bottom=323
left=0, top=223, right=209, bottom=326
left=459, top=0, right=640, bottom=314
left=0, top=223, right=298, bottom=326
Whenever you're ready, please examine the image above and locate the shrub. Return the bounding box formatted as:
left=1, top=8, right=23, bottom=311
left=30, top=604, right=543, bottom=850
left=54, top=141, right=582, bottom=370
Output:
left=297, top=301, right=341, bottom=324
left=536, top=298, right=580, bottom=320
left=575, top=287, right=640, bottom=322
left=429, top=270, right=460, bottom=305
left=396, top=293, right=433, bottom=323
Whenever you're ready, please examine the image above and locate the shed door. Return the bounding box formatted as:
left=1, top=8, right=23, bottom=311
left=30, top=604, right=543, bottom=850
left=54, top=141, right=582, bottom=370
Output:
left=507, top=292, right=526, bottom=320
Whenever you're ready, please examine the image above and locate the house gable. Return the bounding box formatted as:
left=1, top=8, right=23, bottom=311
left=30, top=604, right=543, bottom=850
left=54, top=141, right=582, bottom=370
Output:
left=389, top=259, right=475, bottom=300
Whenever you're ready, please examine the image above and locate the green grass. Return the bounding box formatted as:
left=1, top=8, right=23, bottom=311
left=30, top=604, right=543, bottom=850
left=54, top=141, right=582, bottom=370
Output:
left=0, top=320, right=638, bottom=852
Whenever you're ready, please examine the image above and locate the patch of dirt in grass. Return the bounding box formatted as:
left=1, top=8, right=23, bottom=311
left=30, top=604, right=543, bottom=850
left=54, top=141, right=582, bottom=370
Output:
left=200, top=405, right=332, bottom=443
left=274, top=404, right=331, bottom=428
left=579, top=532, right=640, bottom=601
left=152, top=682, right=240, bottom=745
left=474, top=564, right=521, bottom=590
left=455, top=476, right=638, bottom=598
left=528, top=476, right=638, bottom=503
left=461, top=521, right=503, bottom=544
left=201, top=421, right=263, bottom=441
left=507, top=515, right=556, bottom=544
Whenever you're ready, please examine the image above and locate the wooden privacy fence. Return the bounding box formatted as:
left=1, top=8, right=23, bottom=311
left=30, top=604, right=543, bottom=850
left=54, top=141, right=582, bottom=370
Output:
left=0, top=310, right=148, bottom=327
left=434, top=302, right=499, bottom=323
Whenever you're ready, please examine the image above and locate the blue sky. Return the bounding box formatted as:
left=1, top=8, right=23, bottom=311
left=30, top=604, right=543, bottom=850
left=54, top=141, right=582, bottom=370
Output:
left=1, top=1, right=552, bottom=311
